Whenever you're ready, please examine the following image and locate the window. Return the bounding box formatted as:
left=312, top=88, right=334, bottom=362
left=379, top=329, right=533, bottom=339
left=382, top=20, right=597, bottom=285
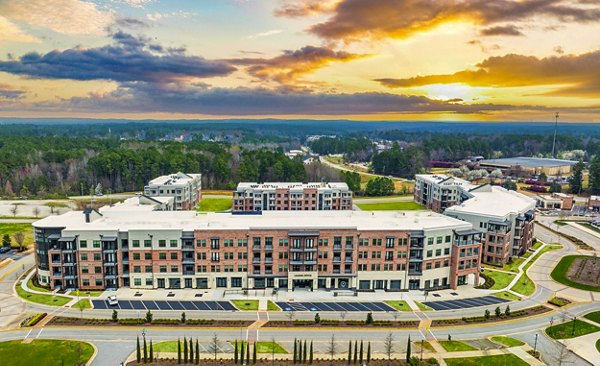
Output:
left=238, top=239, right=248, bottom=247
left=253, top=237, right=261, bottom=247
left=159, top=253, right=166, bottom=260
left=385, top=238, right=395, bottom=248
left=211, top=239, right=220, bottom=249
left=81, top=265, right=89, bottom=274
left=159, top=265, right=167, bottom=273
left=279, top=239, right=288, bottom=247
left=94, top=266, right=102, bottom=273
left=145, top=265, right=152, bottom=273
left=158, top=240, right=166, bottom=247
left=444, top=248, right=450, bottom=255
left=79, top=240, right=87, bottom=248
left=265, top=237, right=273, bottom=246
left=427, top=238, right=434, bottom=245
left=334, top=237, right=342, bottom=245
left=435, top=261, right=441, bottom=269
left=436, top=236, right=443, bottom=244
left=93, top=240, right=100, bottom=248
left=144, top=240, right=151, bottom=248
left=427, top=250, right=433, bottom=258
left=216, top=277, right=227, bottom=287
left=134, top=278, right=142, bottom=286
left=170, top=265, right=178, bottom=272
left=93, top=253, right=101, bottom=261
left=170, top=240, right=178, bottom=247
left=425, top=263, right=432, bottom=270
left=435, top=249, right=442, bottom=256
left=82, top=279, right=89, bottom=286
left=170, top=252, right=178, bottom=260
left=197, top=239, right=206, bottom=247
left=132, top=240, right=140, bottom=248
left=145, top=278, right=153, bottom=286
left=445, top=235, right=451, bottom=243
left=197, top=252, right=207, bottom=260
left=212, top=252, right=220, bottom=262
left=133, top=253, right=140, bottom=260
left=95, top=279, right=102, bottom=286
left=134, top=266, right=141, bottom=273
left=81, top=253, right=88, bottom=261
left=144, top=253, right=152, bottom=260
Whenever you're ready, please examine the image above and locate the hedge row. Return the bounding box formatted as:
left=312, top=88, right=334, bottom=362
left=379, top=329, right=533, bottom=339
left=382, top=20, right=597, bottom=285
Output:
left=24, top=313, right=47, bottom=327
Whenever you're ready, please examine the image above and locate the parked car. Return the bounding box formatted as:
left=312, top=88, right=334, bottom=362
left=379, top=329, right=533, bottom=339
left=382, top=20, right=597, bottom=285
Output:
left=0, top=247, right=11, bottom=254
left=107, top=295, right=118, bottom=306
left=95, top=192, right=104, bottom=197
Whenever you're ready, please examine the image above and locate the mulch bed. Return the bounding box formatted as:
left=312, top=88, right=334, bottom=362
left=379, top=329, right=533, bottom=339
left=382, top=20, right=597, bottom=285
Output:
left=126, top=359, right=429, bottom=366
left=431, top=305, right=552, bottom=327
left=47, top=317, right=253, bottom=327
left=263, top=320, right=419, bottom=328
left=566, top=257, right=600, bottom=287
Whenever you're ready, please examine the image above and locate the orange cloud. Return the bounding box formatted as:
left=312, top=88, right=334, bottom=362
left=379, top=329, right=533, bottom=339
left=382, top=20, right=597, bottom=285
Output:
left=376, top=50, right=600, bottom=96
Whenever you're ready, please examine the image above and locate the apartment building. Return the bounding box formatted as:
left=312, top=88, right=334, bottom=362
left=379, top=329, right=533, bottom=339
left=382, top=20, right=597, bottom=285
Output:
left=444, top=185, right=536, bottom=265
left=536, top=192, right=574, bottom=210
left=414, top=175, right=475, bottom=213
left=144, top=172, right=202, bottom=210
left=33, top=209, right=481, bottom=292
left=232, top=182, right=352, bottom=212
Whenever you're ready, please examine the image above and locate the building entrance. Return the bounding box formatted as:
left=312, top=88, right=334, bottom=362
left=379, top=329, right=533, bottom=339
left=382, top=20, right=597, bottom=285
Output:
left=293, top=279, right=313, bottom=290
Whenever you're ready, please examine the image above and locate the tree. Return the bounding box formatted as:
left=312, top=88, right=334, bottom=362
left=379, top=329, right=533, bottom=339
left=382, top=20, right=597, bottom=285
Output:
left=495, top=306, right=501, bottom=318
left=287, top=310, right=296, bottom=325
left=339, top=310, right=348, bottom=323
left=549, top=181, right=562, bottom=193
left=505, top=305, right=511, bottom=317
left=183, top=336, right=188, bottom=364
left=10, top=204, right=18, bottom=217
left=95, top=183, right=103, bottom=195
left=293, top=338, right=297, bottom=364
left=366, top=341, right=371, bottom=364
left=314, top=313, right=321, bottom=324
left=303, top=340, right=307, bottom=364
left=569, top=160, right=584, bottom=194
left=150, top=340, right=154, bottom=363
left=2, top=234, right=11, bottom=248
left=178, top=338, right=182, bottom=364
left=246, top=340, right=250, bottom=364
left=298, top=340, right=303, bottom=364
left=538, top=172, right=548, bottom=182
left=384, top=332, right=394, bottom=364
left=366, top=312, right=373, bottom=324
left=136, top=336, right=141, bottom=364
left=112, top=310, right=118, bottom=322
left=353, top=340, right=358, bottom=364
left=347, top=340, right=352, bottom=364
left=189, top=338, right=194, bottom=364
left=309, top=341, right=314, bottom=365
left=181, top=311, right=186, bottom=324
left=405, top=335, right=411, bottom=364
left=503, top=179, right=517, bottom=191
left=14, top=232, right=25, bottom=251
left=253, top=342, right=257, bottom=364
left=32, top=207, right=40, bottom=218
left=343, top=171, right=362, bottom=195
left=195, top=338, right=200, bottom=365
left=484, top=309, right=491, bottom=320
left=234, top=339, right=239, bottom=364
left=589, top=155, right=600, bottom=194
left=359, top=340, right=364, bottom=365
left=143, top=337, right=148, bottom=364
left=145, top=310, right=153, bottom=323
left=241, top=341, right=246, bottom=365
left=365, top=177, right=395, bottom=196
left=327, top=334, right=338, bottom=361
left=5, top=180, right=13, bottom=197
left=208, top=333, right=219, bottom=361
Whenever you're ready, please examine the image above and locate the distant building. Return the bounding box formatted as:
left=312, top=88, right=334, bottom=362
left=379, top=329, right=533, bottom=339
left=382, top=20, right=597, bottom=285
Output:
left=444, top=185, right=536, bottom=265
left=479, top=157, right=577, bottom=176
left=144, top=172, right=202, bottom=210
left=536, top=192, right=573, bottom=210
left=589, top=196, right=600, bottom=212
left=232, top=182, right=352, bottom=212
left=414, top=174, right=476, bottom=213
left=109, top=195, right=175, bottom=212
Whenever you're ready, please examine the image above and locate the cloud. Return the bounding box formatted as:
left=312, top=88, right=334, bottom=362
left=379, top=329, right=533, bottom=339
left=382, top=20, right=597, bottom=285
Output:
left=274, top=0, right=341, bottom=17
left=247, top=29, right=283, bottom=39
left=0, top=15, right=40, bottom=43
left=280, top=0, right=600, bottom=41
left=0, top=0, right=115, bottom=36
left=0, top=32, right=236, bottom=83
left=114, top=17, right=150, bottom=29
left=376, top=50, right=600, bottom=96
left=116, top=0, right=154, bottom=8
left=480, top=25, right=523, bottom=36
left=230, top=46, right=365, bottom=84
left=0, top=83, right=25, bottom=100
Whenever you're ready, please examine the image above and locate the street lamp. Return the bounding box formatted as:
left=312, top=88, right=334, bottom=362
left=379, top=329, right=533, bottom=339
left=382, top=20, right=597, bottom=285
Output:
left=571, top=316, right=576, bottom=336
left=533, top=334, right=538, bottom=355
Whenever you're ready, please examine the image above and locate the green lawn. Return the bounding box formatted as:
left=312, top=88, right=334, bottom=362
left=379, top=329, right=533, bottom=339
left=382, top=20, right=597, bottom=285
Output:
left=0, top=223, right=33, bottom=249
left=596, top=338, right=600, bottom=353
left=267, top=300, right=280, bottom=311
left=482, top=269, right=516, bottom=289
left=255, top=341, right=287, bottom=354
left=581, top=223, right=600, bottom=234
left=356, top=201, right=425, bottom=211
left=72, top=289, right=103, bottom=297
left=417, top=340, right=435, bottom=352
left=15, top=282, right=71, bottom=306
left=384, top=300, right=412, bottom=311
left=490, top=336, right=525, bottom=347
left=444, top=354, right=529, bottom=366
left=551, top=255, right=600, bottom=292
left=531, top=241, right=543, bottom=250
left=414, top=301, right=433, bottom=311
left=27, top=278, right=51, bottom=293
left=439, top=340, right=478, bottom=352
left=491, top=291, right=521, bottom=301
left=545, top=319, right=600, bottom=339
left=73, top=298, right=91, bottom=309
left=584, top=311, right=600, bottom=325
left=198, top=197, right=232, bottom=212
left=153, top=340, right=178, bottom=353
left=231, top=299, right=259, bottom=311
left=0, top=339, right=94, bottom=366
left=510, top=272, right=535, bottom=296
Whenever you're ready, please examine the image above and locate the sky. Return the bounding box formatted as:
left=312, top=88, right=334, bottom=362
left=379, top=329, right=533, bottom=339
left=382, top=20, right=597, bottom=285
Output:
left=1, top=0, right=600, bottom=122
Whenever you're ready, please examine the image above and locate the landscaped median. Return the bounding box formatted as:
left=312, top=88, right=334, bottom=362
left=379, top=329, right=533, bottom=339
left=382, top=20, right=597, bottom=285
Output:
left=444, top=354, right=528, bottom=366
left=430, top=305, right=552, bottom=327
left=0, top=339, right=94, bottom=366
left=545, top=318, right=600, bottom=339
left=550, top=255, right=600, bottom=292
left=509, top=244, right=563, bottom=297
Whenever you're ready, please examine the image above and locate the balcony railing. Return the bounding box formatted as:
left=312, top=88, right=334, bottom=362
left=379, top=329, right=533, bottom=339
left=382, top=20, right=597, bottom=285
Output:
left=264, top=245, right=273, bottom=251
left=333, top=245, right=342, bottom=251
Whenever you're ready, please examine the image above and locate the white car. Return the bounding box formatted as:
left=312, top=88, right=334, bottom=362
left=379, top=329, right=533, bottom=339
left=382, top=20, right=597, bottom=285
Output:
left=107, top=295, right=118, bottom=306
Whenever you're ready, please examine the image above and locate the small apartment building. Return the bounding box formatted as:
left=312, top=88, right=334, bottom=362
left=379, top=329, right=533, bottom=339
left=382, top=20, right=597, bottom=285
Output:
left=144, top=172, right=201, bottom=210
left=589, top=196, right=600, bottom=212
left=444, top=185, right=536, bottom=266
left=232, top=182, right=352, bottom=212
left=33, top=209, right=481, bottom=292
left=537, top=193, right=574, bottom=210
left=414, top=174, right=475, bottom=213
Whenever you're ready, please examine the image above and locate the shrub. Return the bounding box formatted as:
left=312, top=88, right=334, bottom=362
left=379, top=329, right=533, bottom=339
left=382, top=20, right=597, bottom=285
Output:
left=366, top=312, right=373, bottom=324
left=475, top=272, right=495, bottom=289
left=25, top=313, right=47, bottom=327
left=495, top=306, right=501, bottom=318
left=145, top=310, right=153, bottom=323
left=112, top=310, right=118, bottom=322
left=505, top=305, right=511, bottom=316
left=118, top=318, right=145, bottom=325
left=484, top=309, right=491, bottom=320
left=314, top=313, right=320, bottom=324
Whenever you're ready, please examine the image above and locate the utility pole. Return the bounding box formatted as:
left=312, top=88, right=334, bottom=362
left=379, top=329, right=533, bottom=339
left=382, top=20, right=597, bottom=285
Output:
left=551, top=112, right=559, bottom=158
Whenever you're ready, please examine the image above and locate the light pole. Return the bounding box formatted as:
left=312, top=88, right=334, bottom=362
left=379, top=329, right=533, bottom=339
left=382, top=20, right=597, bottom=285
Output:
left=533, top=333, right=538, bottom=355
left=571, top=316, right=576, bottom=336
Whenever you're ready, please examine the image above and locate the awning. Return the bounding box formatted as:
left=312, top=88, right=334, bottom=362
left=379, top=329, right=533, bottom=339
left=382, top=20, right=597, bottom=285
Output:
left=288, top=231, right=320, bottom=237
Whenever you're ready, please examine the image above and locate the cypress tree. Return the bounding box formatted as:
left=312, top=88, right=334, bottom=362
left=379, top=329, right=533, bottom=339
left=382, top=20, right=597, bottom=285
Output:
left=184, top=336, right=188, bottom=364
left=309, top=341, right=313, bottom=365
left=366, top=342, right=371, bottom=364
left=303, top=340, right=307, bottom=364
left=246, top=340, right=250, bottom=364
left=359, top=340, right=364, bottom=365
left=241, top=342, right=245, bottom=365
left=235, top=340, right=239, bottom=364
left=195, top=339, right=200, bottom=365
left=406, top=336, right=411, bottom=364
left=189, top=338, right=194, bottom=363
left=178, top=338, right=182, bottom=364
left=150, top=340, right=154, bottom=363
left=353, top=340, right=358, bottom=364
left=293, top=339, right=297, bottom=364
left=298, top=340, right=303, bottom=364
left=253, top=342, right=257, bottom=364
left=347, top=340, right=352, bottom=364
left=143, top=337, right=148, bottom=364
left=136, top=336, right=141, bottom=364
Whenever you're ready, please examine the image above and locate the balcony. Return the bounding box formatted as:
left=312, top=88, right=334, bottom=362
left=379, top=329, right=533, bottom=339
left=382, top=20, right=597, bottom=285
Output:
left=333, top=257, right=342, bottom=263
left=304, top=246, right=317, bottom=252
left=62, top=262, right=76, bottom=267
left=345, top=244, right=354, bottom=250
left=102, top=248, right=118, bottom=254
left=290, top=246, right=303, bottom=252
left=290, top=259, right=303, bottom=265
left=51, top=260, right=61, bottom=265
left=122, top=271, right=130, bottom=277
left=264, top=245, right=273, bottom=251
left=121, top=258, right=129, bottom=265
left=265, top=270, right=273, bottom=275
left=183, top=270, right=195, bottom=275
left=253, top=270, right=260, bottom=275
left=264, top=258, right=273, bottom=264
left=182, top=245, right=194, bottom=252
left=252, top=245, right=261, bottom=251
left=408, top=270, right=422, bottom=276
left=52, top=272, right=62, bottom=277
left=344, top=257, right=353, bottom=263
left=62, top=248, right=76, bottom=254
left=253, top=258, right=261, bottom=264
left=409, top=257, right=423, bottom=262
left=104, top=274, right=117, bottom=280
left=64, top=274, right=77, bottom=280
left=182, top=258, right=195, bottom=264
left=333, top=245, right=342, bottom=251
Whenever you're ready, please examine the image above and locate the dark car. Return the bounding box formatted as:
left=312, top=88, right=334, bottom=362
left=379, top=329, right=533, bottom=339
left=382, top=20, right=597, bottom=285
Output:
left=0, top=247, right=11, bottom=254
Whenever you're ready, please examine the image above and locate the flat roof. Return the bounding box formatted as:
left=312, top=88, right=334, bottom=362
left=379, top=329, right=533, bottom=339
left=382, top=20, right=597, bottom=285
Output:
left=444, top=186, right=535, bottom=218
left=236, top=182, right=349, bottom=190
left=415, top=174, right=476, bottom=190
left=147, top=172, right=201, bottom=186
left=479, top=157, right=577, bottom=168
left=33, top=210, right=470, bottom=233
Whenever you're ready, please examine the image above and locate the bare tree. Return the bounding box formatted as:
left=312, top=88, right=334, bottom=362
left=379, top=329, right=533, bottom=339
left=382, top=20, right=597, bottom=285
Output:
left=326, top=333, right=338, bottom=362
left=32, top=207, right=40, bottom=218
left=207, top=333, right=220, bottom=361
left=389, top=311, right=400, bottom=323
left=339, top=310, right=348, bottom=323
left=383, top=332, right=394, bottom=364
left=10, top=204, right=18, bottom=217
left=286, top=310, right=296, bottom=325
left=14, top=232, right=25, bottom=251
left=552, top=341, right=572, bottom=366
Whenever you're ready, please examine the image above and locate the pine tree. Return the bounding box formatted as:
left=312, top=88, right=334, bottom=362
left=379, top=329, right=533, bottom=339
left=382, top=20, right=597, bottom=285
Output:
left=136, top=336, right=141, bottom=364
left=347, top=340, right=352, bottom=364
left=303, top=340, right=307, bottom=363
left=246, top=340, right=250, bottom=364
left=195, top=339, right=200, bottom=365
left=366, top=341, right=371, bottom=364
left=150, top=340, right=154, bottom=362
left=293, top=338, right=297, bottom=364
left=505, top=305, right=511, bottom=317
left=235, top=339, right=239, bottom=364
left=178, top=338, right=182, bottom=364
left=184, top=336, right=188, bottom=364
left=241, top=342, right=245, bottom=365
left=143, top=336, right=148, bottom=364
left=253, top=342, right=257, bottom=364
left=298, top=340, right=303, bottom=364
left=189, top=338, right=194, bottom=364
left=353, top=340, right=358, bottom=364
left=359, top=340, right=364, bottom=365
left=406, top=336, right=411, bottom=364
left=309, top=341, right=313, bottom=365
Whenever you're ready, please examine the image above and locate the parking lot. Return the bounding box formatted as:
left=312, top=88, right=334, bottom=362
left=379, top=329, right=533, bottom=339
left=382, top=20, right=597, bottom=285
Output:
left=92, top=299, right=237, bottom=311
left=422, top=295, right=509, bottom=311
left=276, top=301, right=396, bottom=312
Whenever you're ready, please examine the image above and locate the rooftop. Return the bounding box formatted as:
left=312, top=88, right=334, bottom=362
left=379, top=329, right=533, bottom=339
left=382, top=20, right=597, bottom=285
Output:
left=147, top=172, right=201, bottom=186
left=236, top=182, right=350, bottom=190
left=444, top=185, right=535, bottom=218
left=415, top=174, right=476, bottom=190
left=33, top=209, right=470, bottom=233
left=479, top=157, right=577, bottom=168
